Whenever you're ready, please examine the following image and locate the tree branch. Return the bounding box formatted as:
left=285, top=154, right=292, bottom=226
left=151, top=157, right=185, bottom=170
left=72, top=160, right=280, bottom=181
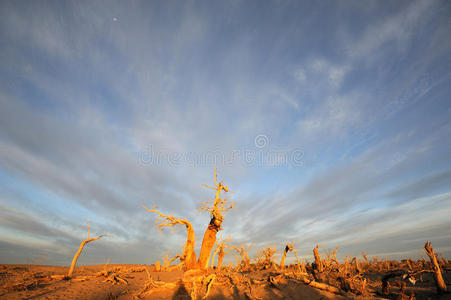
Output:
left=142, top=205, right=191, bottom=230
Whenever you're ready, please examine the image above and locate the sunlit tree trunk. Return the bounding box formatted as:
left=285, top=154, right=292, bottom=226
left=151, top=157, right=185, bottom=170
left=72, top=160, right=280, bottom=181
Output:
left=197, top=169, right=233, bottom=269
left=67, top=222, right=109, bottom=278
left=217, top=250, right=225, bottom=269
left=424, top=241, right=447, bottom=294
left=143, top=205, right=197, bottom=270
left=183, top=222, right=197, bottom=270
left=198, top=217, right=221, bottom=269
left=280, top=244, right=293, bottom=269
left=313, top=244, right=323, bottom=272
left=210, top=235, right=232, bottom=270
left=143, top=169, right=233, bottom=271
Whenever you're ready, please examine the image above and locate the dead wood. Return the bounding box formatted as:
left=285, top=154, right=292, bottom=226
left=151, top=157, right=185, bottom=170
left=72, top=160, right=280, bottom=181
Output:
left=197, top=168, right=234, bottom=269
left=424, top=241, right=447, bottom=294
left=313, top=245, right=323, bottom=272
left=280, top=244, right=293, bottom=270
left=143, top=205, right=197, bottom=270
left=67, top=221, right=110, bottom=278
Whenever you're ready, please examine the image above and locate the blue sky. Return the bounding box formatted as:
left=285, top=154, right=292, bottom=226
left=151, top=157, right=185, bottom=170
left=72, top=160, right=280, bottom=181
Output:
left=1, top=0, right=451, bottom=265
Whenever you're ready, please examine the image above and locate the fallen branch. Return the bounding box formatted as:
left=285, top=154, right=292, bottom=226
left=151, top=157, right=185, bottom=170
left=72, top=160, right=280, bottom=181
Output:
left=288, top=273, right=342, bottom=294
left=134, top=268, right=177, bottom=299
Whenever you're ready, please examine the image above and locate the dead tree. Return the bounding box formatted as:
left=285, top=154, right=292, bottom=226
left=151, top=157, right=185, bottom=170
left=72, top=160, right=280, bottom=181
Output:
left=166, top=254, right=184, bottom=271
left=293, top=246, right=307, bottom=274
left=351, top=257, right=362, bottom=274
left=143, top=205, right=197, bottom=270
left=169, top=254, right=183, bottom=265
left=280, top=243, right=293, bottom=269
left=313, top=244, right=323, bottom=272
left=424, top=241, right=447, bottom=294
left=197, top=168, right=234, bottom=269
left=162, top=251, right=169, bottom=271
left=326, top=246, right=339, bottom=266
left=233, top=244, right=252, bottom=270
left=210, top=235, right=233, bottom=270
left=143, top=169, right=233, bottom=271
left=67, top=221, right=109, bottom=278
left=258, top=246, right=277, bottom=270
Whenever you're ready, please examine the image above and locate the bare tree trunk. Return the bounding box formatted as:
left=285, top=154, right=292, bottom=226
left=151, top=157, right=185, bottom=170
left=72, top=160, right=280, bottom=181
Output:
left=143, top=206, right=198, bottom=270
left=313, top=244, right=323, bottom=272
left=68, top=240, right=87, bottom=278
left=198, top=169, right=232, bottom=270
left=67, top=222, right=108, bottom=278
left=210, top=248, right=219, bottom=268
left=217, top=251, right=225, bottom=270
left=215, top=244, right=231, bottom=270
left=280, top=244, right=293, bottom=269
left=197, top=218, right=220, bottom=269
left=183, top=223, right=197, bottom=270
left=154, top=261, right=161, bottom=272
left=293, top=248, right=304, bottom=273
left=280, top=250, right=288, bottom=270
left=162, top=251, right=169, bottom=271
left=424, top=241, right=447, bottom=294
left=143, top=205, right=197, bottom=270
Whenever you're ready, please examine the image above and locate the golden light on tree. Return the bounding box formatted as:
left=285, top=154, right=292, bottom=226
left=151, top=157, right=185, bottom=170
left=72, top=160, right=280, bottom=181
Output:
left=143, top=168, right=234, bottom=270
left=257, top=246, right=277, bottom=270
left=280, top=243, right=293, bottom=270
left=424, top=241, right=447, bottom=294
left=232, top=243, right=252, bottom=270
left=67, top=221, right=109, bottom=278
left=197, top=168, right=234, bottom=269
left=313, top=244, right=323, bottom=272
left=142, top=205, right=197, bottom=270
left=210, top=235, right=233, bottom=270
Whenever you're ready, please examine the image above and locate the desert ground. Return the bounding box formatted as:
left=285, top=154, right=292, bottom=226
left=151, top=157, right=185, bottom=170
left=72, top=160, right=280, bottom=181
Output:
left=1, top=257, right=450, bottom=300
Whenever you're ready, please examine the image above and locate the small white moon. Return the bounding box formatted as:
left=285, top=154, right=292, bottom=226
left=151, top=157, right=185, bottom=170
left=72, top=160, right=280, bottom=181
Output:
left=113, top=17, right=118, bottom=22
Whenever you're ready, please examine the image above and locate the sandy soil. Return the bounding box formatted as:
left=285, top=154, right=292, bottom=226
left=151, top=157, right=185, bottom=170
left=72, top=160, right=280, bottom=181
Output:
left=0, top=264, right=449, bottom=299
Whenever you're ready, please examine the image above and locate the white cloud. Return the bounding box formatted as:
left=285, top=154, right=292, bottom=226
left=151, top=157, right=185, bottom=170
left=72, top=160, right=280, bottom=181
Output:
left=293, top=68, right=306, bottom=83
left=348, top=0, right=436, bottom=60
left=293, top=58, right=350, bottom=92
left=297, top=93, right=361, bottom=137
left=328, top=65, right=349, bottom=88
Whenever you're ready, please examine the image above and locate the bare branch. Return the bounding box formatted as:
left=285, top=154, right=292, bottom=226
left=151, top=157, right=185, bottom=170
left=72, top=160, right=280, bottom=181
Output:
left=213, top=167, right=218, bottom=186
left=224, top=249, right=233, bottom=255
left=202, top=184, right=217, bottom=190
left=143, top=204, right=197, bottom=270
left=142, top=205, right=191, bottom=230
left=86, top=234, right=111, bottom=243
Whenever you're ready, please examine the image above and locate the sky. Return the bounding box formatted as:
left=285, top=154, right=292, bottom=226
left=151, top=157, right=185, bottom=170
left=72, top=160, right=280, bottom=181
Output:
left=1, top=0, right=451, bottom=266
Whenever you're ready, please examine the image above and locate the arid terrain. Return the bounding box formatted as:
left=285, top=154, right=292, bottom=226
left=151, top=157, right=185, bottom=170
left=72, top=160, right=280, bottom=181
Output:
left=1, top=257, right=450, bottom=300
